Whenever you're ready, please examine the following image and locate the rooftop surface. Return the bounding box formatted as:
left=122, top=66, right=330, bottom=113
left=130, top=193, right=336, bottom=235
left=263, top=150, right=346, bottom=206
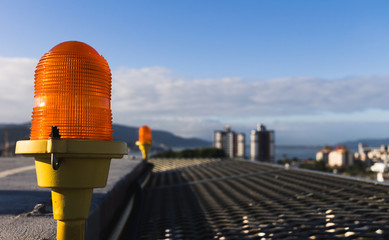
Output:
left=2, top=157, right=389, bottom=239
left=127, top=159, right=389, bottom=240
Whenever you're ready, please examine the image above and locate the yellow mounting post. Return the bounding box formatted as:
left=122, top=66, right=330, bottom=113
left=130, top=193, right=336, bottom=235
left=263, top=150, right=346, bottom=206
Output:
left=15, top=139, right=127, bottom=240
left=136, top=141, right=152, bottom=162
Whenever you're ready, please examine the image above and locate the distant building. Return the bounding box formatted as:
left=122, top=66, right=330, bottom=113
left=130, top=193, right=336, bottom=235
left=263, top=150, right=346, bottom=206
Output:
left=236, top=133, right=245, bottom=158
left=356, top=143, right=388, bottom=165
left=250, top=123, right=275, bottom=162
left=316, top=146, right=332, bottom=164
left=214, top=125, right=245, bottom=158
left=328, top=145, right=354, bottom=167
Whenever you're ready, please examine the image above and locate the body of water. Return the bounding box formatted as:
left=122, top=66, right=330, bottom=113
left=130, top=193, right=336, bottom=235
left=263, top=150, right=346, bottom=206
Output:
left=275, top=146, right=322, bottom=161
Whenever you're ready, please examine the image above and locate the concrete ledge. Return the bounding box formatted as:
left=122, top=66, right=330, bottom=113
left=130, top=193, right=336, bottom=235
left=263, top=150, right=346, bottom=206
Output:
left=0, top=156, right=145, bottom=240
left=86, top=158, right=146, bottom=240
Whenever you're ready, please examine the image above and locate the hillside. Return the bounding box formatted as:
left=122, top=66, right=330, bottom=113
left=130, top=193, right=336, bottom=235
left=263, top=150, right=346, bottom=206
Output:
left=339, top=138, right=389, bottom=148
left=0, top=123, right=31, bottom=145
left=0, top=123, right=211, bottom=151
left=112, top=124, right=211, bottom=149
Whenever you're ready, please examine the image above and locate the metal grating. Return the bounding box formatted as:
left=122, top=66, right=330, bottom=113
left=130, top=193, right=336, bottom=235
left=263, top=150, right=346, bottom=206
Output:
left=150, top=158, right=221, bottom=173
left=132, top=159, right=389, bottom=239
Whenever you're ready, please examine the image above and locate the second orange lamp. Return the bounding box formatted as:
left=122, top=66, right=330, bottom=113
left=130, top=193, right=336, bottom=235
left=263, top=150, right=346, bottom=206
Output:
left=136, top=125, right=152, bottom=161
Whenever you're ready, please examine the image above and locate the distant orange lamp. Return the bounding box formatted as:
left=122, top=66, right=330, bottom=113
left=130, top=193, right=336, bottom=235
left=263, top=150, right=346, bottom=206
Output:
left=15, top=41, right=127, bottom=240
left=138, top=125, right=152, bottom=143
left=136, top=125, right=152, bottom=161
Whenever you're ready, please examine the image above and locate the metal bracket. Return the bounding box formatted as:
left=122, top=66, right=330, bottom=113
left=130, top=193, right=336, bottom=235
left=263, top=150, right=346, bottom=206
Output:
left=51, top=153, right=62, bottom=170
left=50, top=126, right=62, bottom=170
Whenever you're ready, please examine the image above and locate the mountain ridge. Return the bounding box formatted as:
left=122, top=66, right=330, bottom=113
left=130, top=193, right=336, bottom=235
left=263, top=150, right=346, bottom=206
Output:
left=0, top=123, right=212, bottom=150
left=339, top=138, right=389, bottom=148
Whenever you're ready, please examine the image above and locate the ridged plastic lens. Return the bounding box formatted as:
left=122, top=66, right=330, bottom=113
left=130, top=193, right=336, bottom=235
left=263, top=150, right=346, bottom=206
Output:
left=138, top=125, right=152, bottom=143
left=30, top=41, right=113, bottom=140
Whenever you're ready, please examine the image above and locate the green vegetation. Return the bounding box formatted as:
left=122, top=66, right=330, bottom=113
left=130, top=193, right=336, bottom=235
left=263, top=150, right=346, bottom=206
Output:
left=151, top=147, right=226, bottom=158
left=335, top=160, right=375, bottom=178
left=298, top=159, right=375, bottom=178
left=299, top=160, right=331, bottom=172
left=277, top=155, right=300, bottom=167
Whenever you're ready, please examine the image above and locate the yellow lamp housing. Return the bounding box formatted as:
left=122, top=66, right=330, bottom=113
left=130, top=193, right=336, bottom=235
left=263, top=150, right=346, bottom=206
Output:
left=15, top=41, right=127, bottom=240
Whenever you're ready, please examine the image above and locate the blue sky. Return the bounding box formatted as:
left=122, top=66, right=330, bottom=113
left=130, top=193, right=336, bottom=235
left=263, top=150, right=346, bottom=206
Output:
left=1, top=1, right=389, bottom=145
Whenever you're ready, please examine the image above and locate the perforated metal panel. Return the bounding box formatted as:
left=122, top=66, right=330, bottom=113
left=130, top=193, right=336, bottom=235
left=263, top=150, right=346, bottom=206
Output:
left=134, top=159, right=389, bottom=239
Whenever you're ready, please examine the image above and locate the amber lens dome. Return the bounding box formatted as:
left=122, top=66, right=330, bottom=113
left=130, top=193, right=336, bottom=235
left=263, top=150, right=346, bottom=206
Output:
left=138, top=125, right=152, bottom=143
left=30, top=41, right=113, bottom=140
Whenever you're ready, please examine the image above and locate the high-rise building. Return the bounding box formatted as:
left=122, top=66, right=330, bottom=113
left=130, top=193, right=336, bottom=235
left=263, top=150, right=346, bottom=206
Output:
left=236, top=133, right=245, bottom=158
left=250, top=123, right=275, bottom=162
left=214, top=125, right=245, bottom=158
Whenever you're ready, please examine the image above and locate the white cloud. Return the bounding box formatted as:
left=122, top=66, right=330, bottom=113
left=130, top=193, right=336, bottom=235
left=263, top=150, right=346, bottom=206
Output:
left=1, top=60, right=389, bottom=144
left=112, top=67, right=389, bottom=118
left=110, top=66, right=389, bottom=142
left=0, top=57, right=36, bottom=122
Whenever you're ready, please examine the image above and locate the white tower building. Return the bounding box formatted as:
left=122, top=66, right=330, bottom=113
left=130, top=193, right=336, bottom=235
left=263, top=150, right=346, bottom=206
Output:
left=214, top=125, right=245, bottom=158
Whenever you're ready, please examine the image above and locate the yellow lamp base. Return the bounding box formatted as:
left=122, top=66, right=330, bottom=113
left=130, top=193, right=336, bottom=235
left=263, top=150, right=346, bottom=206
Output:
left=57, top=220, right=85, bottom=240
left=15, top=139, right=127, bottom=240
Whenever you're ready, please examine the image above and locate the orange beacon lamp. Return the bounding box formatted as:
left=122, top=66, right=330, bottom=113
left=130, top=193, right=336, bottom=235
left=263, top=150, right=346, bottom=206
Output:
left=15, top=41, right=127, bottom=240
left=136, top=125, right=152, bottom=161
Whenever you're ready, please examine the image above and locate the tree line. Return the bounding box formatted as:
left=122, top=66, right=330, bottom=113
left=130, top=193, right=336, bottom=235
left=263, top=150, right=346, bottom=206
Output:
left=151, top=147, right=226, bottom=158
